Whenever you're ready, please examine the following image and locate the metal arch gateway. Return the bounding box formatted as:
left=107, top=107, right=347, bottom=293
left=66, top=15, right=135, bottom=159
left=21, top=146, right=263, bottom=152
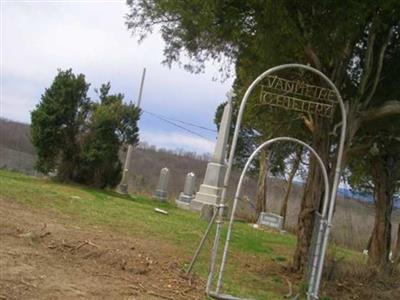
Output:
left=211, top=137, right=330, bottom=300
left=187, top=64, right=347, bottom=300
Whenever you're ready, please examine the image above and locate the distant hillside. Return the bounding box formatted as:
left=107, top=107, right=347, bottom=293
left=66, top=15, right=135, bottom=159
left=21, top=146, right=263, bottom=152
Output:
left=0, top=119, right=36, bottom=174
left=0, top=118, right=398, bottom=251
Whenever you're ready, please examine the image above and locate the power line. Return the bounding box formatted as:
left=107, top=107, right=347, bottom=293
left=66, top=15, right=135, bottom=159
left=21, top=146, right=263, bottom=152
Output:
left=142, top=110, right=217, bottom=133
left=142, top=110, right=215, bottom=142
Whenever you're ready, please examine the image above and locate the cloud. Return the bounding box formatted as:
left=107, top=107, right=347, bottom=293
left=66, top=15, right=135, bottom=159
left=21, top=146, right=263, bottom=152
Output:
left=3, top=2, right=158, bottom=82
left=1, top=1, right=233, bottom=153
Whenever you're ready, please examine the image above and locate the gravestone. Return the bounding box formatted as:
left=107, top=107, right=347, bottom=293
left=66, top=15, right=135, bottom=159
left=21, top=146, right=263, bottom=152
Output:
left=155, top=167, right=170, bottom=201
left=191, top=94, right=233, bottom=212
left=175, top=172, right=196, bottom=210
left=257, top=212, right=283, bottom=231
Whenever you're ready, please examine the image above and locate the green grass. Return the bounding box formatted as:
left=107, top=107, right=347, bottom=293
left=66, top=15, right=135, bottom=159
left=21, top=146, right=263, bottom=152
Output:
left=0, top=169, right=362, bottom=299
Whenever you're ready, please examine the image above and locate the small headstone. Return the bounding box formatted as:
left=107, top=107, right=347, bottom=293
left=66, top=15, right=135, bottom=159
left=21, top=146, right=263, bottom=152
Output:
left=257, top=212, right=283, bottom=231
left=155, top=167, right=170, bottom=201
left=175, top=172, right=196, bottom=210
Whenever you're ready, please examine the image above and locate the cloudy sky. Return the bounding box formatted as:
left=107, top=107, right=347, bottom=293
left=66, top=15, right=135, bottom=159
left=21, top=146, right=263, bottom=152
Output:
left=1, top=0, right=234, bottom=154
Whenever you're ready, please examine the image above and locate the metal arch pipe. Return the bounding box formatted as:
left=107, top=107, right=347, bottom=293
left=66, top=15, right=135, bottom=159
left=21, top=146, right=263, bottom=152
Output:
left=186, top=208, right=218, bottom=275
left=209, top=63, right=347, bottom=299
left=213, top=137, right=330, bottom=295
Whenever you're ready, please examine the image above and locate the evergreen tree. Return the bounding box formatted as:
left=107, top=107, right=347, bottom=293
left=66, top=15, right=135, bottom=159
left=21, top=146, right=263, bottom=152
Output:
left=31, top=69, right=90, bottom=180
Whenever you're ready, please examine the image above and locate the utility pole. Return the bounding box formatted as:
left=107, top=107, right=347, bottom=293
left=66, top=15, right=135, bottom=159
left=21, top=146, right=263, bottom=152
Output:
left=117, top=67, right=146, bottom=194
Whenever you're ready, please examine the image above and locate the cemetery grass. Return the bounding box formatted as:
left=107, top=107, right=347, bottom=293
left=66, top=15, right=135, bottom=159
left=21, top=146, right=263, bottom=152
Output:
left=1, top=170, right=399, bottom=300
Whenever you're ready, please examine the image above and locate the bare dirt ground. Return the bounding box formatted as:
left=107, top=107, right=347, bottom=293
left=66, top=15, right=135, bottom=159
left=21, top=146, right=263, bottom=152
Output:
left=1, top=196, right=399, bottom=300
left=0, top=199, right=204, bottom=300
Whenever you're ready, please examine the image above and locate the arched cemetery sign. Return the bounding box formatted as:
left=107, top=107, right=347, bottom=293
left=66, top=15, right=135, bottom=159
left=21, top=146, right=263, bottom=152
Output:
left=260, top=75, right=338, bottom=118
left=188, top=64, right=347, bottom=300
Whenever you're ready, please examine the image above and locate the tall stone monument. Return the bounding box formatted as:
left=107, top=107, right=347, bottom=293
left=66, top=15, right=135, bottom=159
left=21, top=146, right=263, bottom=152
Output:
left=190, top=95, right=233, bottom=212
left=117, top=145, right=133, bottom=194
left=176, top=172, right=196, bottom=210
left=155, top=167, right=170, bottom=201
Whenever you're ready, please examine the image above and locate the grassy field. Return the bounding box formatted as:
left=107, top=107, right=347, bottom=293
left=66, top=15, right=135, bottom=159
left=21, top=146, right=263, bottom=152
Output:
left=0, top=169, right=367, bottom=299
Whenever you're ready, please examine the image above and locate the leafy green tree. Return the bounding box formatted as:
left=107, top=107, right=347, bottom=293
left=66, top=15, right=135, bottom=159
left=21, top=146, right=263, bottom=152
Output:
left=31, top=69, right=90, bottom=180
left=78, top=83, right=141, bottom=188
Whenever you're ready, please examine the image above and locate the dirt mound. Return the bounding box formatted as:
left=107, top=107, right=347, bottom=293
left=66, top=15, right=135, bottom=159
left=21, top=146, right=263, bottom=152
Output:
left=0, top=199, right=204, bottom=299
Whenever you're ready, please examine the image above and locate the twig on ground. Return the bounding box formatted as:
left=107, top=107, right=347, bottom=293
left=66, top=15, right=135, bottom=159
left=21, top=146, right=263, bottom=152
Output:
left=39, top=231, right=51, bottom=238
left=182, top=286, right=195, bottom=294
left=40, top=223, right=47, bottom=231
left=128, top=284, right=141, bottom=291
left=87, top=240, right=99, bottom=248
left=283, top=276, right=293, bottom=298
left=61, top=239, right=74, bottom=248
left=47, top=243, right=57, bottom=249
left=18, top=232, right=33, bottom=238
left=20, top=278, right=37, bottom=288
left=93, top=273, right=113, bottom=278
left=73, top=241, right=88, bottom=251
left=92, top=273, right=134, bottom=283
left=147, top=291, right=174, bottom=300
left=72, top=240, right=99, bottom=251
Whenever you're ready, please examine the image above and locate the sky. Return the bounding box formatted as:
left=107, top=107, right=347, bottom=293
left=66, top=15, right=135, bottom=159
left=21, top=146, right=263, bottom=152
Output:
left=1, top=0, right=234, bottom=154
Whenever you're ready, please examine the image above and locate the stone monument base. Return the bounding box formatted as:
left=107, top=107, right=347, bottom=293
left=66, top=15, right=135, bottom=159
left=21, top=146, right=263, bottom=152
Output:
left=155, top=189, right=168, bottom=201
left=175, top=193, right=193, bottom=210
left=117, top=183, right=128, bottom=194
left=190, top=184, right=223, bottom=212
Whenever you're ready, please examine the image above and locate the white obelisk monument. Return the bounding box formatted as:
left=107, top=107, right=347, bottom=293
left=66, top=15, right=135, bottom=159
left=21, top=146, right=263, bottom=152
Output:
left=117, top=68, right=146, bottom=194
left=190, top=93, right=233, bottom=211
